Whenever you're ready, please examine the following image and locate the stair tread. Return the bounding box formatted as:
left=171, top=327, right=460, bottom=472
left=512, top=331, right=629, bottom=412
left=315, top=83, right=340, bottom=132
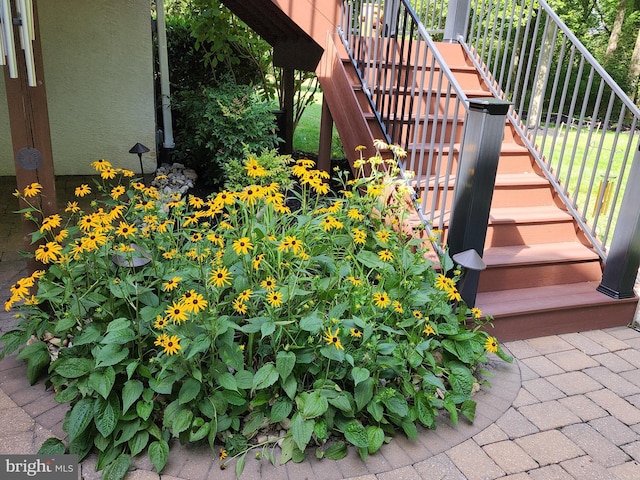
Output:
left=483, top=241, right=600, bottom=265
left=489, top=206, right=573, bottom=223
left=475, top=282, right=635, bottom=316
left=494, top=172, right=549, bottom=186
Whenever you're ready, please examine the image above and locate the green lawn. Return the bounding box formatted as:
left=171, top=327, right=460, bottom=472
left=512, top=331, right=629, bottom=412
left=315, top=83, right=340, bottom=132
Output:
left=537, top=125, right=637, bottom=245
left=293, top=92, right=345, bottom=159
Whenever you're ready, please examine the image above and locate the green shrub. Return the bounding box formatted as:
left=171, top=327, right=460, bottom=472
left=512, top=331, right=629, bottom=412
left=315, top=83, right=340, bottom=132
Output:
left=173, top=82, right=279, bottom=186
left=223, top=149, right=293, bottom=192
left=3, top=144, right=510, bottom=478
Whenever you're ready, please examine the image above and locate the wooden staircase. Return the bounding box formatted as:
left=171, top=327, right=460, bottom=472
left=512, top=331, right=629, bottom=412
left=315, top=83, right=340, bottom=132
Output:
left=318, top=36, right=639, bottom=341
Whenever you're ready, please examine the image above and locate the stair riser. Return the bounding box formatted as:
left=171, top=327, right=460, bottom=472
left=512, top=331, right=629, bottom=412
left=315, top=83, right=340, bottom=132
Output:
left=416, top=183, right=558, bottom=210
left=405, top=150, right=537, bottom=177
left=485, top=221, right=580, bottom=246
left=477, top=260, right=603, bottom=292
left=481, top=301, right=637, bottom=342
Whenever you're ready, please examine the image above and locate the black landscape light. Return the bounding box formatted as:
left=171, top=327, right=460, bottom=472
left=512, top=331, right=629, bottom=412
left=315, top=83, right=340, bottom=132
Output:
left=129, top=142, right=150, bottom=178
left=452, top=249, right=486, bottom=308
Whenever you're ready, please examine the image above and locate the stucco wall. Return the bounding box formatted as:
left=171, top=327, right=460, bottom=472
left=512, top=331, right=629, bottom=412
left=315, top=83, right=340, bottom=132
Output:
left=0, top=0, right=156, bottom=176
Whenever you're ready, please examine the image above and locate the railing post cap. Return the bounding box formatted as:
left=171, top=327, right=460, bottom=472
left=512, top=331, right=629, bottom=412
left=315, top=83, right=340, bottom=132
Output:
left=468, top=97, right=511, bottom=115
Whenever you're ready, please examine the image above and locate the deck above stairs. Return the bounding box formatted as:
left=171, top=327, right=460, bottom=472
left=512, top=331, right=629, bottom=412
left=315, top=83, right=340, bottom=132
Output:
left=319, top=37, right=638, bottom=341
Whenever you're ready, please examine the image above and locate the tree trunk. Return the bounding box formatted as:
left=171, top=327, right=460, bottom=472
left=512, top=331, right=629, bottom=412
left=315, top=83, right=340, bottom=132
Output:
left=605, top=0, right=627, bottom=60
left=628, top=27, right=640, bottom=103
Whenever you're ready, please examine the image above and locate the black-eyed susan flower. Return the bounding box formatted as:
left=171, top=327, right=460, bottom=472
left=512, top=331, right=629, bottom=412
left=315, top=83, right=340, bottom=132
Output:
left=189, top=195, right=205, bottom=209
left=266, top=291, right=283, bottom=308
left=163, top=335, right=182, bottom=355
left=237, top=185, right=264, bottom=206
left=423, top=324, right=436, bottom=336
left=372, top=291, right=391, bottom=309
left=252, top=254, right=265, bottom=271
left=347, top=208, right=363, bottom=221
left=162, top=277, right=182, bottom=292
left=65, top=201, right=81, bottom=213
left=378, top=249, right=393, bottom=262
left=232, top=298, right=248, bottom=314
left=23, top=182, right=43, bottom=198
left=350, top=328, right=362, bottom=338
left=115, top=221, right=137, bottom=238
left=74, top=184, right=91, bottom=197
left=246, top=157, right=268, bottom=177
left=10, top=278, right=33, bottom=299
left=261, top=277, right=277, bottom=291
left=209, top=266, right=232, bottom=288
left=34, top=241, right=62, bottom=264
left=485, top=336, right=499, bottom=353
left=154, top=333, right=169, bottom=347
left=154, top=315, right=168, bottom=330
left=54, top=229, right=69, bottom=243
left=91, top=159, right=112, bottom=172
left=100, top=168, right=117, bottom=180
left=413, top=310, right=423, bottom=319
left=165, top=301, right=188, bottom=324
left=232, top=237, right=254, bottom=256
left=376, top=229, right=392, bottom=243
left=352, top=228, right=366, bottom=245
left=182, top=290, right=207, bottom=314
left=39, top=214, right=62, bottom=233
left=471, top=307, right=483, bottom=319
left=392, top=300, right=404, bottom=313
left=110, top=185, right=126, bottom=199
left=323, top=327, right=344, bottom=350
left=346, top=276, right=362, bottom=286
left=237, top=289, right=253, bottom=302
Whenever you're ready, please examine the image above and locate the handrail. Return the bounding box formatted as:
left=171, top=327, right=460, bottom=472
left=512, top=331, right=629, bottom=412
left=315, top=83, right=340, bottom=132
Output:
left=337, top=0, right=472, bottom=239
left=462, top=0, right=640, bottom=259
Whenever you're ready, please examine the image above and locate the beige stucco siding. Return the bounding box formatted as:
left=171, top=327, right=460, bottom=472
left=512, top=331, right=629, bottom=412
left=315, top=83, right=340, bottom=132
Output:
left=0, top=0, right=156, bottom=176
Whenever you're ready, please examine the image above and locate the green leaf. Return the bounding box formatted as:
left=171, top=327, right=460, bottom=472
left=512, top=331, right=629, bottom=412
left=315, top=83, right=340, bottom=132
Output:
left=367, top=426, right=385, bottom=454
left=461, top=400, right=477, bottom=423
left=328, top=393, right=354, bottom=416
left=101, top=328, right=136, bottom=345
left=54, top=385, right=79, bottom=404
left=446, top=361, right=475, bottom=395
left=282, top=375, right=297, bottom=400
left=291, top=412, right=314, bottom=452
left=236, top=452, right=246, bottom=478
left=72, top=324, right=102, bottom=346
left=415, top=392, right=435, bottom=428
left=52, top=357, right=93, bottom=379
left=383, top=394, right=409, bottom=418
left=367, top=399, right=384, bottom=422
left=351, top=367, right=370, bottom=386
left=172, top=408, right=193, bottom=435
left=422, top=371, right=446, bottom=390
left=38, top=437, right=66, bottom=455
left=24, top=343, right=50, bottom=385
left=280, top=435, right=295, bottom=464
left=122, top=380, right=144, bottom=414
left=148, top=440, right=169, bottom=473
left=179, top=378, right=202, bottom=405
left=129, top=430, right=149, bottom=457
left=66, top=398, right=94, bottom=442
left=344, top=420, right=368, bottom=448
left=53, top=316, right=77, bottom=333
left=102, top=454, right=131, bottom=480
left=94, top=397, right=117, bottom=437
left=235, top=370, right=253, bottom=389
left=270, top=398, right=292, bottom=424
left=216, top=372, right=238, bottom=392
left=323, top=441, right=347, bottom=460
left=276, top=350, right=296, bottom=380
left=242, top=411, right=265, bottom=437
left=94, top=344, right=129, bottom=368
left=313, top=418, right=328, bottom=441
left=252, top=363, right=279, bottom=391
left=149, top=375, right=174, bottom=394
left=354, top=378, right=374, bottom=411
left=402, top=421, right=418, bottom=440
left=299, top=311, right=323, bottom=333
left=89, top=367, right=116, bottom=399
left=320, top=345, right=345, bottom=362
left=297, top=391, right=328, bottom=419
left=186, top=333, right=211, bottom=360
left=136, top=400, right=153, bottom=421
